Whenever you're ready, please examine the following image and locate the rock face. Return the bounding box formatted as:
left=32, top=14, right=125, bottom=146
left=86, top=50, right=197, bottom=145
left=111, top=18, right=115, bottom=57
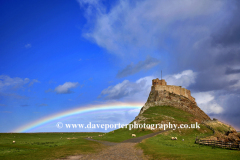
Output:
left=135, top=80, right=211, bottom=123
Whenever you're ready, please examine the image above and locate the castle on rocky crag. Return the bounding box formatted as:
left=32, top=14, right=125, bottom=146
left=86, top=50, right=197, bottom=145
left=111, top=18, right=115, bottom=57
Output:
left=151, top=78, right=196, bottom=103
left=134, top=78, right=211, bottom=123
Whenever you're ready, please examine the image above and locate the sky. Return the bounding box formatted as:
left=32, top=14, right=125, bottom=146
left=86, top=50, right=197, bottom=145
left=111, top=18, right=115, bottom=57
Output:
left=0, top=0, right=240, bottom=132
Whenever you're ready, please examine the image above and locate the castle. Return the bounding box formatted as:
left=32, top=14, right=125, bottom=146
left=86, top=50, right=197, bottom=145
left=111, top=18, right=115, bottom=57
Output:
left=151, top=78, right=196, bottom=103
left=134, top=78, right=211, bottom=124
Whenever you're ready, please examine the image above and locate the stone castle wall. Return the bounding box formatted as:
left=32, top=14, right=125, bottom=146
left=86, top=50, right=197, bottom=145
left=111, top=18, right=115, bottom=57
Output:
left=151, top=78, right=195, bottom=103
left=135, top=90, right=211, bottom=123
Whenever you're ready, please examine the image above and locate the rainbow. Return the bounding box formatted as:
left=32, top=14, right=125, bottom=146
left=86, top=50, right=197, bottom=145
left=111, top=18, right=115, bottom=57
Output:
left=13, top=102, right=144, bottom=133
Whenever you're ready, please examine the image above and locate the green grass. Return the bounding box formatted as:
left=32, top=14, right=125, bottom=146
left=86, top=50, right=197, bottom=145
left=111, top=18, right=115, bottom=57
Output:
left=142, top=105, right=195, bottom=124
left=138, top=126, right=240, bottom=160
left=0, top=132, right=105, bottom=160
left=93, top=127, right=153, bottom=142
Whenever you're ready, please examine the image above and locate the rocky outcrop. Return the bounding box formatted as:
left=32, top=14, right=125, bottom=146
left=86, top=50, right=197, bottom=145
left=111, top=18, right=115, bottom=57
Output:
left=135, top=89, right=211, bottom=123
left=204, top=120, right=240, bottom=142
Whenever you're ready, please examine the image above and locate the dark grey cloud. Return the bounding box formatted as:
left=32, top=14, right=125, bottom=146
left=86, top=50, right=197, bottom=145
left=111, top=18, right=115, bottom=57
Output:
left=189, top=69, right=239, bottom=92
left=212, top=1, right=240, bottom=47
left=215, top=50, right=240, bottom=66
left=173, top=1, right=240, bottom=96
left=116, top=56, right=160, bottom=78
left=208, top=94, right=240, bottom=130
left=225, top=67, right=240, bottom=75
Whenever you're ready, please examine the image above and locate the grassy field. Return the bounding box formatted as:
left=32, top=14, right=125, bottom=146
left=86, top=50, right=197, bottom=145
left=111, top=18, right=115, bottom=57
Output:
left=0, top=132, right=105, bottom=160
left=137, top=127, right=240, bottom=160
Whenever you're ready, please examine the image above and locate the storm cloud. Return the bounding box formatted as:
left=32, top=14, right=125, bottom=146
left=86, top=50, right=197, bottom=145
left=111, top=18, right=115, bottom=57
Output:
left=80, top=0, right=240, bottom=129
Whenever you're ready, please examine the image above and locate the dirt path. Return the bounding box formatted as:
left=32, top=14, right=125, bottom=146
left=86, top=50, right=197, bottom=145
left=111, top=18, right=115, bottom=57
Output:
left=58, top=129, right=171, bottom=160
left=63, top=143, right=146, bottom=160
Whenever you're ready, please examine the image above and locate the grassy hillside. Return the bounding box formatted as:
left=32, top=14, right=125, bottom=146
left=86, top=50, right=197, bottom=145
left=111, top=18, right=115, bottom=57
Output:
left=141, top=105, right=196, bottom=124
left=0, top=132, right=104, bottom=160
left=204, top=120, right=235, bottom=134
left=93, top=105, right=209, bottom=142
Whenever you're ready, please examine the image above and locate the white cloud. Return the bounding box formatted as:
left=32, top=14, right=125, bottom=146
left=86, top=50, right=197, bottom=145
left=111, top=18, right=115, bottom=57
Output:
left=128, top=109, right=140, bottom=115
left=165, top=70, right=197, bottom=88
left=28, top=79, right=40, bottom=87
left=79, top=0, right=225, bottom=56
left=100, top=69, right=196, bottom=101
left=54, top=82, right=79, bottom=94
left=192, top=91, right=223, bottom=114
left=25, top=44, right=31, bottom=48
left=0, top=75, right=30, bottom=90
left=99, top=80, right=138, bottom=99
left=99, top=76, right=154, bottom=101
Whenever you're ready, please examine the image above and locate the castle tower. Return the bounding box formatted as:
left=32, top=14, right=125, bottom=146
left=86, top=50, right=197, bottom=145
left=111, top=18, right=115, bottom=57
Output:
left=152, top=78, right=167, bottom=86
left=151, top=78, right=196, bottom=103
